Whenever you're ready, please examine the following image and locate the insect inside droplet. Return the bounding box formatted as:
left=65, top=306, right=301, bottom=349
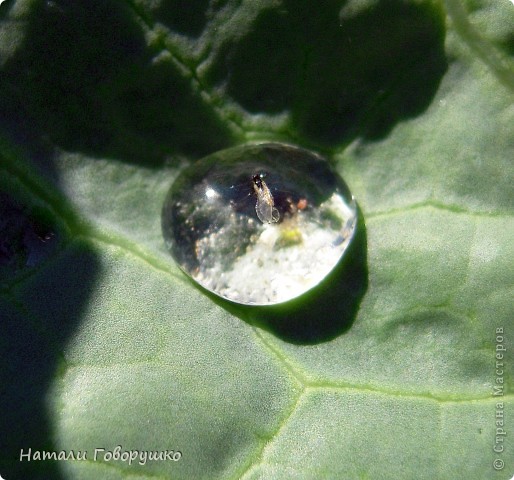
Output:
left=161, top=142, right=359, bottom=305
left=252, top=173, right=280, bottom=224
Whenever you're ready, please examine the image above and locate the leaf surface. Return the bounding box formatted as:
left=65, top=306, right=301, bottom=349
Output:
left=0, top=0, right=513, bottom=479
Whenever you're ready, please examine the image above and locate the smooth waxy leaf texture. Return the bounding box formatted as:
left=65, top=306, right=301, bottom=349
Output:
left=0, top=0, right=513, bottom=479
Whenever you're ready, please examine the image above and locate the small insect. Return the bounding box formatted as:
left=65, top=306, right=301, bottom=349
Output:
left=252, top=173, right=280, bottom=224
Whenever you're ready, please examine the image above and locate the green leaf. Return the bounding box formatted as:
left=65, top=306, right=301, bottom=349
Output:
left=1, top=0, right=513, bottom=479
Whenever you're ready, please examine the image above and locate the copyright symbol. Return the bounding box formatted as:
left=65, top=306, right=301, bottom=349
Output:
left=493, top=458, right=504, bottom=470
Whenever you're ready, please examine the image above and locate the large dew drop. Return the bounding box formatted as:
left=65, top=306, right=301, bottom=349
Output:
left=162, top=143, right=357, bottom=305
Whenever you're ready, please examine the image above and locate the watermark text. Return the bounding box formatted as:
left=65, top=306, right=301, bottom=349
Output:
left=492, top=327, right=506, bottom=471
left=19, top=445, right=182, bottom=466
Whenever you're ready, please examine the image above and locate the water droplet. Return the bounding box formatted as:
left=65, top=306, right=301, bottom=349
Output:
left=161, top=143, right=357, bottom=305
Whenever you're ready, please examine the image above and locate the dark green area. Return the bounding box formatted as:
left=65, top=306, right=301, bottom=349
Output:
left=0, top=193, right=59, bottom=279
left=0, top=0, right=234, bottom=167
left=208, top=0, right=447, bottom=144
left=0, top=241, right=99, bottom=480
left=156, top=0, right=211, bottom=37
left=0, top=0, right=447, bottom=170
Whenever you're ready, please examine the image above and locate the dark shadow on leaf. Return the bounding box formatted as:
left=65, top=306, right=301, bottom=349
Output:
left=0, top=103, right=58, bottom=184
left=0, top=0, right=15, bottom=17
left=502, top=33, right=514, bottom=57
left=208, top=0, right=447, bottom=146
left=156, top=0, right=211, bottom=37
left=208, top=205, right=368, bottom=345
left=0, top=0, right=234, bottom=168
left=0, top=192, right=99, bottom=480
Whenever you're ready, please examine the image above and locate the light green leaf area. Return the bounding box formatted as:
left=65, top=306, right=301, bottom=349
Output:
left=0, top=0, right=513, bottom=479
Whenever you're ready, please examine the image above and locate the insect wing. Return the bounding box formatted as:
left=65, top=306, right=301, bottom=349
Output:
left=255, top=194, right=274, bottom=223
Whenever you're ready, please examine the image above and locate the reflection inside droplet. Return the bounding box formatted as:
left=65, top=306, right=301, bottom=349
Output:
left=161, top=143, right=357, bottom=305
